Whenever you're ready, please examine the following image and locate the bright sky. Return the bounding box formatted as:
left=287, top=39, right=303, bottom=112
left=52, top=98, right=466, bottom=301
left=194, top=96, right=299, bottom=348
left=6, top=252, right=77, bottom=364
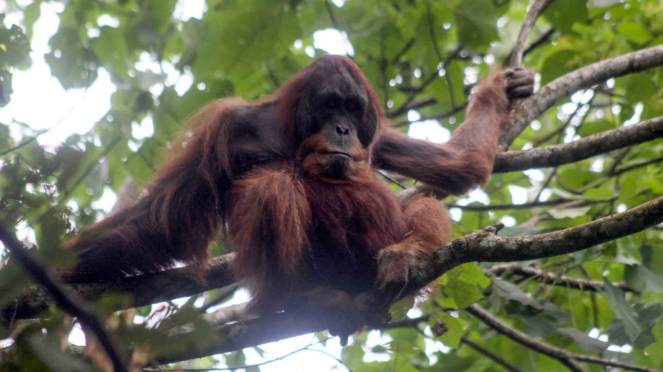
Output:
left=1, top=0, right=630, bottom=369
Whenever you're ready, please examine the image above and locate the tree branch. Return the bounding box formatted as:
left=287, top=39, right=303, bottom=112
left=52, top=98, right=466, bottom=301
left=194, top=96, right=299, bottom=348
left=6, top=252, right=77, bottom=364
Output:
left=522, top=28, right=555, bottom=57
left=447, top=197, right=612, bottom=211
left=461, top=337, right=525, bottom=372
left=499, top=45, right=663, bottom=149
left=392, top=103, right=467, bottom=128
left=151, top=196, right=663, bottom=363
left=9, top=194, right=663, bottom=326
left=494, top=116, right=663, bottom=173
left=467, top=304, right=660, bottom=372
left=505, top=0, right=550, bottom=67
left=5, top=254, right=236, bottom=320
left=324, top=0, right=341, bottom=30
left=485, top=263, right=636, bottom=292
left=0, top=224, right=130, bottom=372
left=6, top=193, right=663, bottom=363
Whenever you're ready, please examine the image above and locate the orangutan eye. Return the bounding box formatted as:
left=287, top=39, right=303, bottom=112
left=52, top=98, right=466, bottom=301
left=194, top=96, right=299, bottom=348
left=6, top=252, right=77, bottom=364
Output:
left=345, top=98, right=362, bottom=113
left=324, top=95, right=341, bottom=109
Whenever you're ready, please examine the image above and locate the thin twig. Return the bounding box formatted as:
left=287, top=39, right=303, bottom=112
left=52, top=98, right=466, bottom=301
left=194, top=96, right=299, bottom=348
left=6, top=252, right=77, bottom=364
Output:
left=522, top=28, right=555, bottom=57
left=324, top=0, right=341, bottom=30
left=143, top=337, right=335, bottom=372
left=447, top=198, right=572, bottom=211
left=425, top=1, right=457, bottom=109
left=506, top=0, right=550, bottom=67
left=533, top=168, right=556, bottom=204
left=467, top=304, right=660, bottom=372
left=485, top=264, right=635, bottom=293
left=0, top=129, right=47, bottom=157
left=393, top=103, right=467, bottom=127
left=392, top=38, right=415, bottom=64
left=378, top=170, right=408, bottom=189
left=461, top=338, right=525, bottom=372
left=200, top=284, right=240, bottom=312
left=387, top=46, right=462, bottom=118
left=532, top=93, right=590, bottom=147
left=613, top=155, right=663, bottom=176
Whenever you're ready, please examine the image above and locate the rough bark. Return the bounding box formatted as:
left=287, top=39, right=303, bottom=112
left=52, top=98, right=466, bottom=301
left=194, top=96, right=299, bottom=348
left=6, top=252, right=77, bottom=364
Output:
left=4, top=254, right=235, bottom=321
left=155, top=196, right=663, bottom=363
left=499, top=45, right=663, bottom=149
left=494, top=116, right=663, bottom=173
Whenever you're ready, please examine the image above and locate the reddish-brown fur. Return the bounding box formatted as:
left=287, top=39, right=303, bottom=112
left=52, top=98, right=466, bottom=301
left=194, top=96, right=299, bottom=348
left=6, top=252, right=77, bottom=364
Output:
left=64, top=56, right=532, bottom=326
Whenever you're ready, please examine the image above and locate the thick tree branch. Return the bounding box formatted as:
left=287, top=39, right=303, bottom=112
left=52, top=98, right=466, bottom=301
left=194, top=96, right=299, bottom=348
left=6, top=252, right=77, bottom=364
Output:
left=494, top=116, right=663, bottom=173
left=154, top=311, right=329, bottom=364
left=8, top=193, right=663, bottom=332
left=150, top=196, right=663, bottom=363
left=390, top=196, right=663, bottom=302
left=404, top=114, right=662, bottom=197
left=6, top=194, right=663, bottom=364
left=4, top=254, right=235, bottom=320
left=467, top=304, right=660, bottom=372
left=499, top=45, right=663, bottom=149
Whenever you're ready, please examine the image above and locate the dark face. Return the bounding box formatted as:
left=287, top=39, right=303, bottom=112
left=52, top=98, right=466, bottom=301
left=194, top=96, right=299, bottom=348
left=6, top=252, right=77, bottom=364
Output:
left=295, top=70, right=379, bottom=181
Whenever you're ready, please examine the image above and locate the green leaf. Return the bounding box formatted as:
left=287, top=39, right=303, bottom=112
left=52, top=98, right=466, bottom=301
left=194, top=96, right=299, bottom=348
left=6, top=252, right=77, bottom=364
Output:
left=619, top=173, right=640, bottom=201
left=607, top=303, right=662, bottom=349
left=0, top=123, right=9, bottom=151
left=45, top=27, right=99, bottom=89
left=446, top=280, right=484, bottom=309
left=195, top=1, right=302, bottom=82
left=0, top=261, right=31, bottom=310
left=0, top=24, right=32, bottom=106
left=429, top=312, right=463, bottom=348
left=136, top=70, right=167, bottom=91
left=582, top=188, right=614, bottom=201
left=577, top=119, right=614, bottom=137
left=540, top=50, right=581, bottom=86
left=390, top=296, right=415, bottom=320
left=617, top=22, right=653, bottom=44
left=0, top=25, right=32, bottom=67
left=341, top=342, right=365, bottom=366
left=0, top=69, right=12, bottom=107
left=616, top=237, right=642, bottom=265
left=624, top=265, right=663, bottom=293
left=556, top=328, right=611, bottom=352
left=603, top=278, right=641, bottom=343
left=454, top=0, right=499, bottom=50
left=625, top=72, right=657, bottom=104
left=92, top=26, right=129, bottom=79
left=438, top=264, right=489, bottom=309
left=432, top=353, right=477, bottom=372
left=16, top=330, right=97, bottom=372
left=492, top=278, right=543, bottom=310
left=455, top=262, right=491, bottom=288
left=22, top=1, right=42, bottom=39
left=224, top=351, right=246, bottom=368
left=543, top=0, right=588, bottom=34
